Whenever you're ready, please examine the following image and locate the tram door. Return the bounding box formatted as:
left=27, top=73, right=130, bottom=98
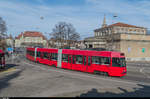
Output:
left=40, top=52, right=44, bottom=59
left=72, top=55, right=84, bottom=71
left=61, top=54, right=72, bottom=69
left=82, top=56, right=88, bottom=72
left=85, top=56, right=93, bottom=73
left=68, top=55, right=72, bottom=69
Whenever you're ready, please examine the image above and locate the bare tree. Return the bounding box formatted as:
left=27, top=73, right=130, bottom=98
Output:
left=0, top=17, right=7, bottom=39
left=50, top=22, right=80, bottom=48
left=51, top=22, right=66, bottom=48
left=0, top=17, right=7, bottom=50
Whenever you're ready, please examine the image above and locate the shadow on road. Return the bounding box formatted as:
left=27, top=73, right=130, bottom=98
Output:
left=0, top=64, right=19, bottom=73
left=77, top=84, right=150, bottom=97
left=5, top=64, right=19, bottom=68
left=0, top=70, right=22, bottom=91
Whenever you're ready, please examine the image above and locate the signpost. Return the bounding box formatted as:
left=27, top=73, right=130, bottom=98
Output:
left=7, top=47, right=13, bottom=54
left=7, top=47, right=14, bottom=63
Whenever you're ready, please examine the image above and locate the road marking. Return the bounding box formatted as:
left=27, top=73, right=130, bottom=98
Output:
left=23, top=61, right=146, bottom=85
left=0, top=68, right=17, bottom=74
left=140, top=67, right=144, bottom=73
left=139, top=67, right=150, bottom=79
left=127, top=63, right=150, bottom=66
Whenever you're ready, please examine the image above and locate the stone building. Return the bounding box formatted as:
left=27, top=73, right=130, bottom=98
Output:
left=6, top=34, right=14, bottom=47
left=48, top=38, right=82, bottom=49
left=84, top=15, right=108, bottom=49
left=84, top=15, right=150, bottom=61
left=15, top=31, right=48, bottom=48
left=84, top=36, right=106, bottom=48
left=110, top=33, right=150, bottom=61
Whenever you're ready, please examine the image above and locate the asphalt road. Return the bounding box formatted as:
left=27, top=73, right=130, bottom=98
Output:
left=0, top=54, right=150, bottom=97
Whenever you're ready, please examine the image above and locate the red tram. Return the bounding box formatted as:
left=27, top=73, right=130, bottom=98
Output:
left=26, top=47, right=127, bottom=77
left=0, top=49, right=5, bottom=69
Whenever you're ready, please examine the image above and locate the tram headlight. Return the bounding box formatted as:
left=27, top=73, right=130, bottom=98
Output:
left=123, top=69, right=125, bottom=72
left=121, top=69, right=126, bottom=74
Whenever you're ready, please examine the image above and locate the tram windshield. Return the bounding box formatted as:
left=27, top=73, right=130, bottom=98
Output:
left=112, top=57, right=126, bottom=67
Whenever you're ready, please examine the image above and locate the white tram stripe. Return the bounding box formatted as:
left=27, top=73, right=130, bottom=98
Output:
left=57, top=49, right=62, bottom=68
left=34, top=47, right=38, bottom=61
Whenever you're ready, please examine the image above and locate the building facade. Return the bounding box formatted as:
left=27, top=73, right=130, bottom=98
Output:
left=84, top=36, right=106, bottom=48
left=48, top=38, right=83, bottom=49
left=15, top=31, right=47, bottom=48
left=84, top=15, right=108, bottom=49
left=6, top=34, right=14, bottom=47
left=110, top=33, right=150, bottom=61
left=84, top=16, right=150, bottom=61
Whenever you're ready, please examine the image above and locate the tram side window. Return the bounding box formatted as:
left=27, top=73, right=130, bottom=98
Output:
left=31, top=51, right=34, bottom=56
left=27, top=50, right=30, bottom=55
left=76, top=55, right=83, bottom=64
left=51, top=53, right=58, bottom=60
left=69, top=55, right=72, bottom=63
left=73, top=55, right=76, bottom=64
left=92, top=56, right=100, bottom=64
left=100, top=57, right=110, bottom=65
left=49, top=53, right=51, bottom=60
left=43, top=52, right=49, bottom=59
left=62, top=54, right=68, bottom=62
left=28, top=51, right=34, bottom=56
left=84, top=56, right=86, bottom=65
left=112, top=58, right=120, bottom=67
left=88, top=56, right=91, bottom=66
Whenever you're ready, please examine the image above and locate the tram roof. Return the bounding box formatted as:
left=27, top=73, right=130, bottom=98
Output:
left=27, top=47, right=123, bottom=54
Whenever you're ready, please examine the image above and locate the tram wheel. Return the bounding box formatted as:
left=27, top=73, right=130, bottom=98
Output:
left=94, top=71, right=99, bottom=75
left=94, top=71, right=108, bottom=76
left=52, top=64, right=56, bottom=67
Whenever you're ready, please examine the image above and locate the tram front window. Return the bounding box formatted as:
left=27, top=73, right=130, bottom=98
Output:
left=120, top=58, right=126, bottom=67
left=112, top=58, right=126, bottom=67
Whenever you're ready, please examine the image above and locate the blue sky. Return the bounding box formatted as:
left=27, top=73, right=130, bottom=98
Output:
left=0, top=0, right=150, bottom=40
